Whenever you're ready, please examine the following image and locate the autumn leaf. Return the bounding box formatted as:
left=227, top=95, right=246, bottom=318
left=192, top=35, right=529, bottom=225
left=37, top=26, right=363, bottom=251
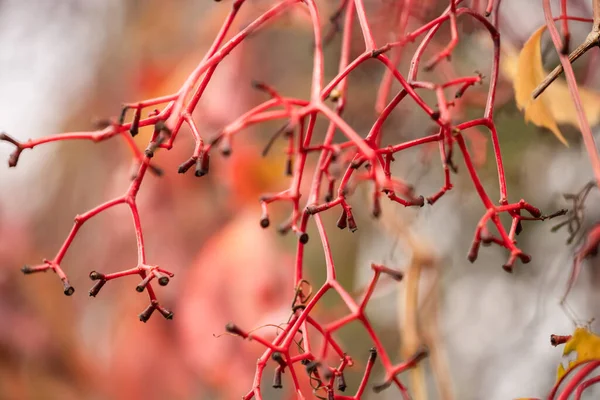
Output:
left=505, top=25, right=600, bottom=146
left=556, top=327, right=600, bottom=381
left=513, top=26, right=567, bottom=145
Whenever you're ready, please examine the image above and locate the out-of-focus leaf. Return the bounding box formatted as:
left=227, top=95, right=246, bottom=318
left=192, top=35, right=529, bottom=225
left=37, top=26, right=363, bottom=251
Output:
left=175, top=209, right=293, bottom=397
left=506, top=26, right=600, bottom=146
left=107, top=317, right=195, bottom=400
left=217, top=143, right=290, bottom=206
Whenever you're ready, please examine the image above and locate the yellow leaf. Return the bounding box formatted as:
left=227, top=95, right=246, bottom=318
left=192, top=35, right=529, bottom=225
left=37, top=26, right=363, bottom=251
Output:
left=556, top=327, right=600, bottom=382
left=513, top=26, right=568, bottom=145
left=505, top=26, right=600, bottom=146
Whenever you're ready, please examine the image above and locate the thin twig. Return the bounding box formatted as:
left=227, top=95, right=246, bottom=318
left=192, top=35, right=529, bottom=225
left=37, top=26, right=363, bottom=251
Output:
left=533, top=2, right=600, bottom=99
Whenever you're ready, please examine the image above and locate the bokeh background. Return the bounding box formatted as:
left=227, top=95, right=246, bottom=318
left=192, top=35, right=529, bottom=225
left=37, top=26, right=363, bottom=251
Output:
left=0, top=0, right=599, bottom=399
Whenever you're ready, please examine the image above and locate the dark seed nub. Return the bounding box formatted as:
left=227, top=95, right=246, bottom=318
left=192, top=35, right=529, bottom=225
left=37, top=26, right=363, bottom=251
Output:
left=178, top=158, right=196, bottom=174
left=337, top=209, right=348, bottom=230
left=89, top=280, right=106, bottom=297
left=139, top=304, right=156, bottom=323
left=220, top=143, right=232, bottom=157
left=305, top=360, right=320, bottom=374
left=272, top=369, right=283, bottom=389
left=347, top=213, right=358, bottom=233
left=373, top=380, right=392, bottom=393
left=298, top=232, right=309, bottom=244
left=158, top=276, right=170, bottom=286
left=89, top=270, right=103, bottom=280
left=63, top=284, right=75, bottom=296
left=337, top=373, right=347, bottom=392
left=225, top=322, right=245, bottom=337
left=157, top=306, right=174, bottom=320
left=130, top=108, right=141, bottom=137
left=195, top=153, right=210, bottom=177
left=369, top=347, right=377, bottom=362
left=260, top=217, right=270, bottom=228
left=271, top=351, right=286, bottom=366
left=118, top=106, right=128, bottom=125
left=377, top=265, right=404, bottom=281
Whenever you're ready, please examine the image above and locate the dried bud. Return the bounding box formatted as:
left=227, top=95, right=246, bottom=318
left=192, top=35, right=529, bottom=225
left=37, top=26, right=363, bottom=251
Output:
left=156, top=305, right=174, bottom=320
left=372, top=196, right=381, bottom=218
left=144, top=142, right=158, bottom=158
left=550, top=334, right=571, bottom=346
left=155, top=271, right=170, bottom=286
left=225, top=322, right=247, bottom=338
left=371, top=47, right=385, bottom=57
left=272, top=352, right=287, bottom=368
left=21, top=265, right=34, bottom=274
left=220, top=137, right=232, bottom=156
left=515, top=220, right=523, bottom=235
left=305, top=361, right=320, bottom=374
left=272, top=369, right=283, bottom=389
left=89, top=279, right=106, bottom=297
left=411, top=345, right=429, bottom=364
left=149, top=164, right=164, bottom=177
left=502, top=263, right=514, bottom=273
left=63, top=282, right=75, bottom=296
left=251, top=80, right=267, bottom=91
left=277, top=221, right=292, bottom=236
left=136, top=274, right=154, bottom=293
left=21, top=264, right=48, bottom=274
left=414, top=195, right=425, bottom=207
left=467, top=240, right=480, bottom=263
left=369, top=347, right=377, bottom=362
left=0, top=133, right=23, bottom=168
left=297, top=232, right=309, bottom=244
left=374, top=264, right=403, bottom=281
left=520, top=253, right=532, bottom=263
left=373, top=380, right=392, bottom=393
left=130, top=108, right=141, bottom=137
left=178, top=157, right=196, bottom=174
left=260, top=216, right=270, bottom=228
left=8, top=148, right=22, bottom=168
left=118, top=106, right=128, bottom=126
left=325, top=180, right=335, bottom=203
left=336, top=209, right=348, bottom=229
left=346, top=209, right=357, bottom=233
left=139, top=304, right=156, bottom=323
left=89, top=271, right=104, bottom=280
left=350, top=158, right=365, bottom=169
left=155, top=121, right=171, bottom=137
left=305, top=205, right=318, bottom=215
left=195, top=153, right=210, bottom=177
left=337, top=373, right=347, bottom=392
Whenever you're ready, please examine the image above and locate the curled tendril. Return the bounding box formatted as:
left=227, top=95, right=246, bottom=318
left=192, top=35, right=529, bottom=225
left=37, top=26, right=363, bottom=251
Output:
left=291, top=279, right=313, bottom=309
left=552, top=181, right=596, bottom=245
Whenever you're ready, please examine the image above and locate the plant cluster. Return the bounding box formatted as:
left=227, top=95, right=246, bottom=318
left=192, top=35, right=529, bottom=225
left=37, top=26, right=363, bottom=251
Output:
left=2, top=0, right=600, bottom=398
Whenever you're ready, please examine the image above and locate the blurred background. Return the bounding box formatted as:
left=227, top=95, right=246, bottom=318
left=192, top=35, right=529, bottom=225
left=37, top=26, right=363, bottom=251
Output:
left=0, top=0, right=599, bottom=399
